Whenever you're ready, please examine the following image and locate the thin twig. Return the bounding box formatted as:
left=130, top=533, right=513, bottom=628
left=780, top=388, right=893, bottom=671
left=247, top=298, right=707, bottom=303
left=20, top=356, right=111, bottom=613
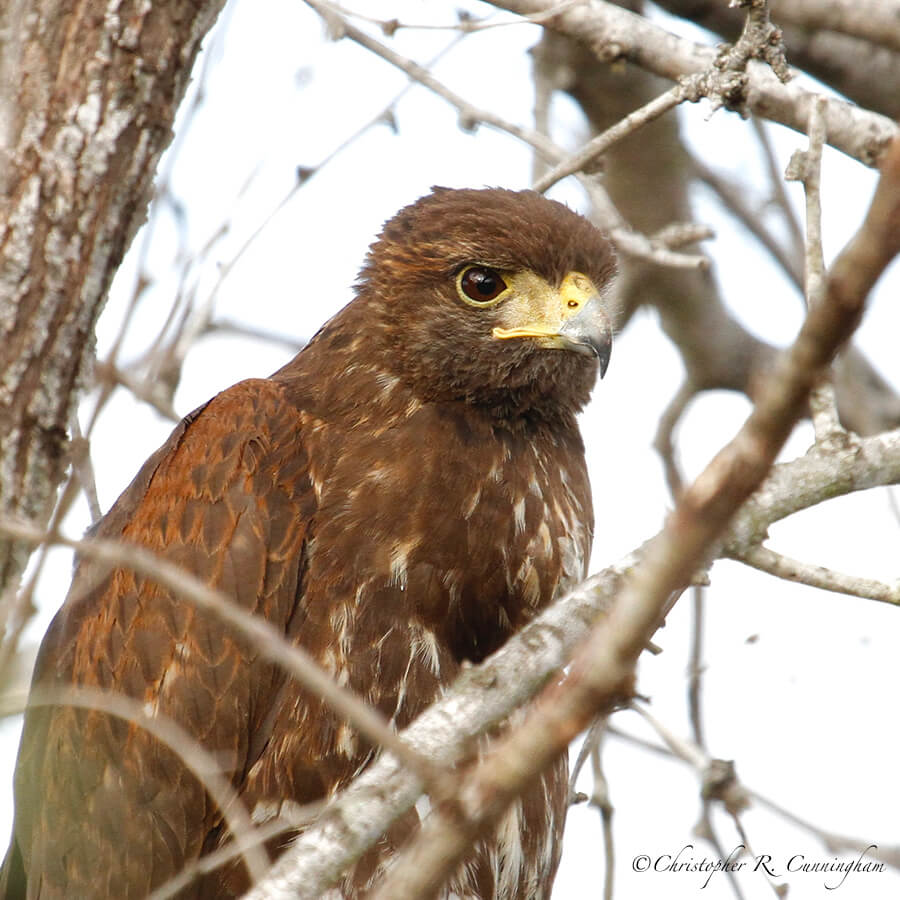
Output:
left=305, top=0, right=709, bottom=270
left=587, top=724, right=616, bottom=900
left=727, top=812, right=786, bottom=900
left=316, top=0, right=588, bottom=35
left=92, top=359, right=180, bottom=423
left=533, top=85, right=686, bottom=193
left=583, top=181, right=710, bottom=269
left=786, top=94, right=843, bottom=440
left=307, top=0, right=563, bottom=165
left=608, top=723, right=900, bottom=873
left=751, top=116, right=805, bottom=266
left=695, top=806, right=750, bottom=900
left=0, top=471, right=83, bottom=685
left=149, top=815, right=321, bottom=900
left=631, top=704, right=708, bottom=770
left=568, top=718, right=604, bottom=802
left=632, top=706, right=752, bottom=900
left=687, top=585, right=707, bottom=749
left=173, top=26, right=471, bottom=366
left=652, top=383, right=711, bottom=765
left=69, top=415, right=101, bottom=522
left=621, top=707, right=752, bottom=900
left=202, top=318, right=306, bottom=354
left=750, top=791, right=900, bottom=868
left=652, top=380, right=695, bottom=500
left=692, top=156, right=804, bottom=291
left=731, top=543, right=900, bottom=605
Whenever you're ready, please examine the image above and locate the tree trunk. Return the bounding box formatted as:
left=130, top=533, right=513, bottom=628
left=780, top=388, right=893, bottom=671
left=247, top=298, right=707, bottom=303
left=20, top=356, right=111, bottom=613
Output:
left=0, top=0, right=226, bottom=597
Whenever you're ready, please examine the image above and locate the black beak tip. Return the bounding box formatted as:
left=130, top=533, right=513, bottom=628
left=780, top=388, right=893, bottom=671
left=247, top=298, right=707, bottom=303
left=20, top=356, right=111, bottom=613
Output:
left=558, top=299, right=612, bottom=377
left=592, top=336, right=612, bottom=378
left=598, top=350, right=611, bottom=379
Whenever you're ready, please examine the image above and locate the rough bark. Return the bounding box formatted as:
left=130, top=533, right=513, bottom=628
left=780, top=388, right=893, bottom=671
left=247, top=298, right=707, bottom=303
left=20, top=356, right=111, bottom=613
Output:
left=0, top=0, right=226, bottom=597
left=656, top=0, right=900, bottom=120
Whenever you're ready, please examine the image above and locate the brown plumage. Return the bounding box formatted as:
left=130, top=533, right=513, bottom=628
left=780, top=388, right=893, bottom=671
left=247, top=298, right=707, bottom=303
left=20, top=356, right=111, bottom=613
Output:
left=2, top=187, right=615, bottom=899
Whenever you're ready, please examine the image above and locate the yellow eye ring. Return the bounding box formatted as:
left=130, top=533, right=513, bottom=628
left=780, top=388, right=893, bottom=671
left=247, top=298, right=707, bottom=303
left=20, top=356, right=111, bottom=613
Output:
left=456, top=266, right=509, bottom=307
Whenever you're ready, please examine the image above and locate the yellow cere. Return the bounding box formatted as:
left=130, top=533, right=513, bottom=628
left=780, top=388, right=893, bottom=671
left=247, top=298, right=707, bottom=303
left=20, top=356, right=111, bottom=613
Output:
left=492, top=270, right=597, bottom=341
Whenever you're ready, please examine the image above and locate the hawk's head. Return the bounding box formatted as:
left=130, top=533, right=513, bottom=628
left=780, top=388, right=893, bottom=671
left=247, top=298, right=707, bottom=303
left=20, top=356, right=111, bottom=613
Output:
left=344, top=187, right=615, bottom=422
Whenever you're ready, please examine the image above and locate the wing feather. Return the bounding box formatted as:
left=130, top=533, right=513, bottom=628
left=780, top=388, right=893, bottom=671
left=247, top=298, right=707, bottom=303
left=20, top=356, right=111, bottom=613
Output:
left=6, top=379, right=315, bottom=898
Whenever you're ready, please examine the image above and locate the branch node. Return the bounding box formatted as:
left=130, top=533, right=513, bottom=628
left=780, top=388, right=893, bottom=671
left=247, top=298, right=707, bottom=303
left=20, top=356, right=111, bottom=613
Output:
left=457, top=112, right=480, bottom=133
left=784, top=148, right=809, bottom=183
left=721, top=0, right=791, bottom=85
left=702, top=758, right=749, bottom=816
left=377, top=108, right=399, bottom=134
left=380, top=18, right=400, bottom=37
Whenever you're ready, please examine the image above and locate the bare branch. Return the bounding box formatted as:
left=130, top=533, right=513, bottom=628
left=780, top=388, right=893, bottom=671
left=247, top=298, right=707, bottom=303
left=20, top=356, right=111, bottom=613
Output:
left=589, top=725, right=616, bottom=900
left=318, top=0, right=586, bottom=35
left=785, top=95, right=844, bottom=442
left=305, top=0, right=562, bottom=164
left=722, top=0, right=790, bottom=84
left=149, top=819, right=307, bottom=900
left=533, top=85, right=686, bottom=193
left=490, top=0, right=897, bottom=166
left=771, top=0, right=900, bottom=56
left=582, top=182, right=711, bottom=269
left=92, top=359, right=181, bottom=423
left=727, top=430, right=900, bottom=549
left=652, top=380, right=696, bottom=500
left=732, top=543, right=900, bottom=605
left=656, top=0, right=900, bottom=125
left=630, top=709, right=756, bottom=900
left=687, top=586, right=707, bottom=750
left=785, top=98, right=826, bottom=306
left=568, top=717, right=603, bottom=803
left=751, top=791, right=900, bottom=869
left=69, top=416, right=101, bottom=523
left=305, top=1, right=710, bottom=270
left=692, top=156, right=804, bottom=291
left=753, top=117, right=806, bottom=264
left=203, top=318, right=306, bottom=355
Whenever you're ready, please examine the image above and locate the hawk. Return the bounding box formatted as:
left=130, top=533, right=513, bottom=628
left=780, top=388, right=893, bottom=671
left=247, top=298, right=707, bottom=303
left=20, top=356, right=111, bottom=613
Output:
left=2, top=187, right=615, bottom=898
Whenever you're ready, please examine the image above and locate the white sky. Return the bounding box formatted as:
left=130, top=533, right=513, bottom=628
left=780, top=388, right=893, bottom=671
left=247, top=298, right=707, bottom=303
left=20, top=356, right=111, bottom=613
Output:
left=3, top=2, right=898, bottom=898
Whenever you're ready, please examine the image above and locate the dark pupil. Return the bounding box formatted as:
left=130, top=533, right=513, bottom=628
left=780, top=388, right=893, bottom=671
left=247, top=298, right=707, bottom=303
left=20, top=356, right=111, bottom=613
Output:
left=462, top=268, right=504, bottom=301
left=472, top=272, right=496, bottom=295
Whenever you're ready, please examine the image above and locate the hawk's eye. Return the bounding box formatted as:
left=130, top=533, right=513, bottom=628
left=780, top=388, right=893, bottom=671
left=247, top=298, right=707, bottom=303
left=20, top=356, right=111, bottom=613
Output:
left=458, top=266, right=507, bottom=305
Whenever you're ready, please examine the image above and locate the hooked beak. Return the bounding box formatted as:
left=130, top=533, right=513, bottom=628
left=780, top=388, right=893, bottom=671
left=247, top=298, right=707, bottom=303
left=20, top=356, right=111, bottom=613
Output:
left=557, top=295, right=612, bottom=377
